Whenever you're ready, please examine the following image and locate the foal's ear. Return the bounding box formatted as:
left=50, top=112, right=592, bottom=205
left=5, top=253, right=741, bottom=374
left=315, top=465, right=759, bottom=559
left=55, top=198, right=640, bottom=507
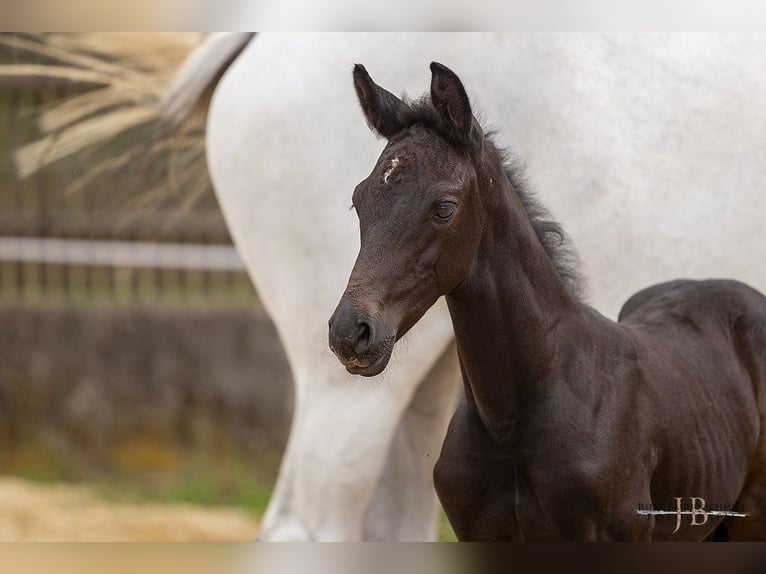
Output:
left=353, top=64, right=410, bottom=138
left=430, top=62, right=482, bottom=154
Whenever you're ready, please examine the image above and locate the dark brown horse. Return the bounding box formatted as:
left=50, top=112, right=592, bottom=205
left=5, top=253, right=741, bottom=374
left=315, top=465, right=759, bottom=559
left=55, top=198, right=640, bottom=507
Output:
left=328, top=62, right=766, bottom=541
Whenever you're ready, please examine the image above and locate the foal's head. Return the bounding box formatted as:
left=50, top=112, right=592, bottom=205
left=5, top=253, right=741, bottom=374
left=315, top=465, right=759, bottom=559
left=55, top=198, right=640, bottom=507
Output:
left=329, top=62, right=493, bottom=376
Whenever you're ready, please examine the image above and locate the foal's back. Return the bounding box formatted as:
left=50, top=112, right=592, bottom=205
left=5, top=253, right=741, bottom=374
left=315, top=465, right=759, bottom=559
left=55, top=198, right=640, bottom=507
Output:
left=618, top=278, right=766, bottom=540
left=619, top=279, right=766, bottom=372
left=618, top=278, right=766, bottom=412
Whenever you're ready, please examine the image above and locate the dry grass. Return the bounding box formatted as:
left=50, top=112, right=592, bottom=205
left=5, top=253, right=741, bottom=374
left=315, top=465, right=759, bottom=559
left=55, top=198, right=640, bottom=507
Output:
left=0, top=476, right=258, bottom=541
left=0, top=33, right=209, bottom=207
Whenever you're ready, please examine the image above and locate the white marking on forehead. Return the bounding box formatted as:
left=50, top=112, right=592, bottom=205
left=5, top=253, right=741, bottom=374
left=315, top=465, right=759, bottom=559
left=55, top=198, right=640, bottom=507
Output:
left=383, top=156, right=401, bottom=185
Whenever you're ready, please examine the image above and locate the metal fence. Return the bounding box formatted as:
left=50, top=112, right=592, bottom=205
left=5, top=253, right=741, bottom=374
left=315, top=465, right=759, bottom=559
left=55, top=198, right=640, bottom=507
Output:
left=0, top=37, right=257, bottom=307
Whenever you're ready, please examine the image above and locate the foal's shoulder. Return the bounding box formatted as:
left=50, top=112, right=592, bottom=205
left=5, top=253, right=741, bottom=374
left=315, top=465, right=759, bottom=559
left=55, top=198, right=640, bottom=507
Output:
left=618, top=278, right=766, bottom=324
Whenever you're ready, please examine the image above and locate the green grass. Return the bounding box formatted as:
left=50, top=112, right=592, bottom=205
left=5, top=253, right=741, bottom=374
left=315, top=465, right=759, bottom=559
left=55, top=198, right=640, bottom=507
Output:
left=97, top=472, right=274, bottom=519
left=2, top=440, right=276, bottom=519
left=438, top=509, right=458, bottom=542
left=92, top=449, right=277, bottom=519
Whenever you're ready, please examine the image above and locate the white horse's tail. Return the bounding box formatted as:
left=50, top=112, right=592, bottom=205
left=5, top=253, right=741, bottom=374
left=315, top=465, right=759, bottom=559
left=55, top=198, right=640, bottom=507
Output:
left=2, top=33, right=254, bottom=205
left=159, top=32, right=254, bottom=128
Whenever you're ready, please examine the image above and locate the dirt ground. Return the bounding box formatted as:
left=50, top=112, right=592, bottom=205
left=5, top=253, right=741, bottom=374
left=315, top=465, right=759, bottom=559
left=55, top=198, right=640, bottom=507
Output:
left=0, top=477, right=259, bottom=541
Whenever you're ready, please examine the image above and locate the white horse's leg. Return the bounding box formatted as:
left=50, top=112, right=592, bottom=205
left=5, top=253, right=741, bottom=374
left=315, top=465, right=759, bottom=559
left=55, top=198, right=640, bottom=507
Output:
left=252, top=303, right=454, bottom=540
left=259, top=328, right=459, bottom=541
left=260, top=339, right=460, bottom=541
left=362, top=341, right=461, bottom=541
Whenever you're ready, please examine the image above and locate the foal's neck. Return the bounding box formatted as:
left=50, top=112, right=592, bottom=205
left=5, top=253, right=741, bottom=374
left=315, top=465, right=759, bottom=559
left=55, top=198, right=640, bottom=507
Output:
left=446, top=148, right=584, bottom=441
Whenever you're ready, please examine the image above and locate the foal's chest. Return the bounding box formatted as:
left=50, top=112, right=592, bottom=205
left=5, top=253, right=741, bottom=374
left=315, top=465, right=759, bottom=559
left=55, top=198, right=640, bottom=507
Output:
left=433, top=400, right=522, bottom=540
left=433, top=400, right=568, bottom=541
left=433, top=400, right=613, bottom=541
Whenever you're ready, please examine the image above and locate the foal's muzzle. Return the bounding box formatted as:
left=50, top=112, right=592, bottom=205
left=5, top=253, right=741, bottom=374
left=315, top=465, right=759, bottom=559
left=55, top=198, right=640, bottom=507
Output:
left=328, top=299, right=393, bottom=377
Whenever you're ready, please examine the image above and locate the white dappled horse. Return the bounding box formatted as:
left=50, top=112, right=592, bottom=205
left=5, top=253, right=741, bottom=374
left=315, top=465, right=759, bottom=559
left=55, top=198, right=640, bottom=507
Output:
left=164, top=33, right=766, bottom=540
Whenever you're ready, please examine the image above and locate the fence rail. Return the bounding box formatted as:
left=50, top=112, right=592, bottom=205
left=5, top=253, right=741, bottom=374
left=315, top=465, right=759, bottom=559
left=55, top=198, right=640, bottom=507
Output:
left=0, top=237, right=245, bottom=271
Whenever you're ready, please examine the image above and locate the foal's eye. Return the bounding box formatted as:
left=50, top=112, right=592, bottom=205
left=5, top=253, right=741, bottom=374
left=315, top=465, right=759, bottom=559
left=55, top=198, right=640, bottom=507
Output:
left=432, top=202, right=457, bottom=222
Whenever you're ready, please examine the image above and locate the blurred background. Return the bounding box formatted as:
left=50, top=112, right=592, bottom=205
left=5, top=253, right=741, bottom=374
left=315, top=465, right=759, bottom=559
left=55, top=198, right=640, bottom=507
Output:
left=0, top=33, right=293, bottom=540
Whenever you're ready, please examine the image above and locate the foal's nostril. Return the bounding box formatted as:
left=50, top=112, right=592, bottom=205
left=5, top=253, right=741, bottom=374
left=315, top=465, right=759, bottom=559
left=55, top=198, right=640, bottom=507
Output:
left=354, top=320, right=372, bottom=355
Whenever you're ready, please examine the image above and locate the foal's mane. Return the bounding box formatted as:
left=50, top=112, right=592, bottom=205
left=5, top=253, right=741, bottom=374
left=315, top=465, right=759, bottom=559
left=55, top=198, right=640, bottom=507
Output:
left=502, top=159, right=586, bottom=301
left=402, top=95, right=587, bottom=300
